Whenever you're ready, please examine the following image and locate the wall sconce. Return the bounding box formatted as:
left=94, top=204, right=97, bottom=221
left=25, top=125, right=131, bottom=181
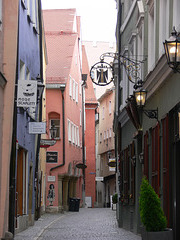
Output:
left=163, top=26, right=180, bottom=73
left=131, top=156, right=136, bottom=167
left=134, top=89, right=158, bottom=120
left=139, top=152, right=144, bottom=164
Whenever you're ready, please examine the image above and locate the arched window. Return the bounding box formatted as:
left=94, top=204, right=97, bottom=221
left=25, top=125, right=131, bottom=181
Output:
left=48, top=112, right=60, bottom=139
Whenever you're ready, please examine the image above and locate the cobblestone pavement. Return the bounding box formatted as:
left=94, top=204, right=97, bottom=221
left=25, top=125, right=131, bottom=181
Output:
left=14, top=208, right=141, bottom=240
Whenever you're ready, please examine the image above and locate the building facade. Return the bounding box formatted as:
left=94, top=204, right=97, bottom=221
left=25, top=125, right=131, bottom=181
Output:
left=14, top=0, right=44, bottom=234
left=82, top=45, right=98, bottom=208
left=115, top=0, right=180, bottom=239
left=0, top=1, right=19, bottom=239
left=98, top=88, right=116, bottom=208
left=43, top=9, right=83, bottom=212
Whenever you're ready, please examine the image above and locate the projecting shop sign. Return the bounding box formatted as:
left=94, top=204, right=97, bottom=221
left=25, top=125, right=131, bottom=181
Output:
left=17, top=80, right=37, bottom=107
left=29, top=122, right=46, bottom=134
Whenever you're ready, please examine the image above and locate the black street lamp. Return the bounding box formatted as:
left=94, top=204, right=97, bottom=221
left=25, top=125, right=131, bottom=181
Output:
left=134, top=89, right=158, bottom=120
left=163, top=26, right=180, bottom=73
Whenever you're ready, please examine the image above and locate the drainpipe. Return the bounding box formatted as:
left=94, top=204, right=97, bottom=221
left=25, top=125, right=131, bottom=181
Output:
left=50, top=87, right=65, bottom=172
left=9, top=3, right=19, bottom=236
left=117, top=0, right=123, bottom=228
left=35, top=0, right=44, bottom=220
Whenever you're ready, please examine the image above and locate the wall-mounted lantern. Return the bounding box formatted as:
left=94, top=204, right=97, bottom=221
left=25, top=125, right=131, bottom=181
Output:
left=49, top=123, right=57, bottom=140
left=134, top=89, right=158, bottom=120
left=163, top=26, right=180, bottom=73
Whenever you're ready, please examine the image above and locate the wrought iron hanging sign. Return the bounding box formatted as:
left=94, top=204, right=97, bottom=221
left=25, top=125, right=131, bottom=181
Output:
left=90, top=61, right=113, bottom=86
left=90, top=52, right=145, bottom=87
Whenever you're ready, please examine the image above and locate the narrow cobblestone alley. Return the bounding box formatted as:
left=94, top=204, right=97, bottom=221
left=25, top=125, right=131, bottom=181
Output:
left=14, top=208, right=141, bottom=240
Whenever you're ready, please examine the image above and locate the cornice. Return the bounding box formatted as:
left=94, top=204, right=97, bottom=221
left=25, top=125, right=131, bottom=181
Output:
left=143, top=54, right=173, bottom=100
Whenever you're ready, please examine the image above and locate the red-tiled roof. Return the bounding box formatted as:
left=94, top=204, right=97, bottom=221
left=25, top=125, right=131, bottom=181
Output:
left=45, top=33, right=77, bottom=84
left=82, top=45, right=98, bottom=105
left=43, top=9, right=76, bottom=33
left=43, top=9, right=78, bottom=84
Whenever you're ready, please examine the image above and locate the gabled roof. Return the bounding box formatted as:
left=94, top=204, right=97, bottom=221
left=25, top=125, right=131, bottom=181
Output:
left=43, top=9, right=76, bottom=33
left=43, top=9, right=78, bottom=84
left=82, top=45, right=98, bottom=105
left=45, top=33, right=77, bottom=84
left=98, top=87, right=115, bottom=102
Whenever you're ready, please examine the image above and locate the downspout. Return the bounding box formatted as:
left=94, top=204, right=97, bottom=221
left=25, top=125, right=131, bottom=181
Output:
left=9, top=2, right=19, bottom=236
left=50, top=87, right=65, bottom=172
left=35, top=0, right=43, bottom=220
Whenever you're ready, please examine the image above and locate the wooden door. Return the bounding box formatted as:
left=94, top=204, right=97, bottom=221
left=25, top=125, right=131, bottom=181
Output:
left=16, top=148, right=23, bottom=216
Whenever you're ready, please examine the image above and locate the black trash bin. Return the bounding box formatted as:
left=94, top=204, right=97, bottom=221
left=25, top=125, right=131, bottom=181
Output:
left=69, top=198, right=80, bottom=212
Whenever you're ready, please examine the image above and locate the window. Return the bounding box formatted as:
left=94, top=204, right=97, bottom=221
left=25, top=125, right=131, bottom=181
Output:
left=128, top=34, right=136, bottom=95
left=74, top=125, right=77, bottom=145
left=79, top=80, right=82, bottom=95
left=73, top=79, right=75, bottom=101
left=69, top=76, right=72, bottom=97
left=109, top=128, right=112, bottom=138
left=109, top=101, right=111, bottom=114
left=137, top=22, right=144, bottom=82
left=107, top=130, right=109, bottom=139
left=100, top=133, right=102, bottom=143
left=32, top=0, right=39, bottom=33
left=102, top=107, right=105, bottom=120
left=147, top=0, right=155, bottom=71
left=77, top=127, right=80, bottom=147
left=104, top=131, right=106, bottom=140
left=121, top=49, right=128, bottom=107
left=72, top=123, right=75, bottom=144
left=173, top=0, right=180, bottom=31
left=76, top=82, right=78, bottom=103
left=159, top=0, right=169, bottom=57
left=68, top=120, right=71, bottom=142
left=80, top=109, right=82, bottom=126
left=50, top=119, right=60, bottom=139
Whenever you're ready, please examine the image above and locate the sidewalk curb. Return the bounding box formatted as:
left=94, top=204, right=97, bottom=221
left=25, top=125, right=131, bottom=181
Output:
left=34, top=214, right=65, bottom=240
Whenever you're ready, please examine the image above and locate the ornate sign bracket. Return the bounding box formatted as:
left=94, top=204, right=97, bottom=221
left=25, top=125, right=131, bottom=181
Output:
left=90, top=52, right=145, bottom=87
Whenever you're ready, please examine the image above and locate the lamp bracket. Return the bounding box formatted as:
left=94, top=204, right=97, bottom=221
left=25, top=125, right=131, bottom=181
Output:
left=143, top=108, right=158, bottom=120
